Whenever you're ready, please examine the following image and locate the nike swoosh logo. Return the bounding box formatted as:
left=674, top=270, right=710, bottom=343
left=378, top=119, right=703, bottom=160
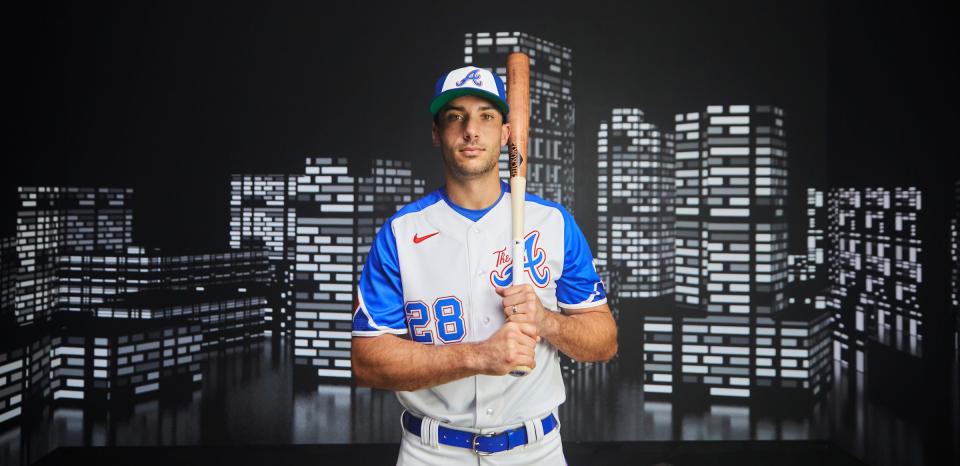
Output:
left=413, top=232, right=440, bottom=244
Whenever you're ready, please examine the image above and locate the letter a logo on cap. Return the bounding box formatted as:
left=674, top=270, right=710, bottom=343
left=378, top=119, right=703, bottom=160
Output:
left=430, top=65, right=509, bottom=117
left=456, top=69, right=483, bottom=87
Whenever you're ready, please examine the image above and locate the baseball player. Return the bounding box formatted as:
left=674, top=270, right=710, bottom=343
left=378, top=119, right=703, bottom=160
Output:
left=351, top=65, right=617, bottom=465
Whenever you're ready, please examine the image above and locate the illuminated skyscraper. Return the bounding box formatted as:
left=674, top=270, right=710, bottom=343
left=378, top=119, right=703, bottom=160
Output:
left=229, top=174, right=298, bottom=335
left=673, top=105, right=788, bottom=315
left=597, top=108, right=675, bottom=299
left=288, top=157, right=357, bottom=379
left=14, top=187, right=133, bottom=326
left=289, top=158, right=424, bottom=379
left=824, top=187, right=924, bottom=369
left=465, top=31, right=575, bottom=212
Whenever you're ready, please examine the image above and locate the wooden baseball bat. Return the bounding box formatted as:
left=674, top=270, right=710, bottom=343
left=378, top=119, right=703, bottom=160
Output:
left=507, top=52, right=531, bottom=378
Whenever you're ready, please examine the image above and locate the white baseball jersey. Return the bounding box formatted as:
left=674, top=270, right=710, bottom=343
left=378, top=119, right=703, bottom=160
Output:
left=352, top=179, right=607, bottom=430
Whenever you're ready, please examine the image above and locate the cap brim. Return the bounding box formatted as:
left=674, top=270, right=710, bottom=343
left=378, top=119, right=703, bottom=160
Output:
left=430, top=88, right=509, bottom=118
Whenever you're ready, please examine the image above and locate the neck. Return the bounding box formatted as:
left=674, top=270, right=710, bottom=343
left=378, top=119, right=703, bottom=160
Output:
left=444, top=172, right=502, bottom=210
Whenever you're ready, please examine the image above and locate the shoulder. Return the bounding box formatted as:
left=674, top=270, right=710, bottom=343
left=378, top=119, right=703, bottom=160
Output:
left=523, top=191, right=564, bottom=213
left=522, top=191, right=578, bottom=230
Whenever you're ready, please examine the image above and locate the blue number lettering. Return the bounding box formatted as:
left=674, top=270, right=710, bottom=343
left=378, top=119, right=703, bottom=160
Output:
left=434, top=296, right=466, bottom=343
left=404, top=301, right=434, bottom=344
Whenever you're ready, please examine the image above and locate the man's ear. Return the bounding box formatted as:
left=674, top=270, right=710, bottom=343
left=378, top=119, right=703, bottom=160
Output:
left=431, top=121, right=441, bottom=147
left=500, top=122, right=511, bottom=148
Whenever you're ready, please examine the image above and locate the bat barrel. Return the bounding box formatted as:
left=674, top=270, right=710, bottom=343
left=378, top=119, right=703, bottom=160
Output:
left=506, top=53, right=529, bottom=179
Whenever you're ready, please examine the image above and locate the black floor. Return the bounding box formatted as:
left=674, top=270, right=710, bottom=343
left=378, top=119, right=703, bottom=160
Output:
left=34, top=441, right=866, bottom=466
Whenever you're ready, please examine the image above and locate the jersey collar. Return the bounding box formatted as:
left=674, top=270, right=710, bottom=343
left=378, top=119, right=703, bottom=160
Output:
left=439, top=180, right=508, bottom=223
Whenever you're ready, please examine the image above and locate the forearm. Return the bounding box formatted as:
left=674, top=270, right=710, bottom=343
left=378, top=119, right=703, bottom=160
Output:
left=540, top=306, right=618, bottom=362
left=352, top=334, right=481, bottom=392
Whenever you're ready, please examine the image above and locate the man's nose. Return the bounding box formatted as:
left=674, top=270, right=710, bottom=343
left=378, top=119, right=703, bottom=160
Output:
left=463, top=116, right=480, bottom=140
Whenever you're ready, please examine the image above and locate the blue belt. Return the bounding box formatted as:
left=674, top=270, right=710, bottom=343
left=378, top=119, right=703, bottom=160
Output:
left=401, top=411, right=559, bottom=455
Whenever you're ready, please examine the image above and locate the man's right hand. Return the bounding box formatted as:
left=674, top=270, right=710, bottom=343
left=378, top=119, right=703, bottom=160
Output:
left=476, top=321, right=539, bottom=376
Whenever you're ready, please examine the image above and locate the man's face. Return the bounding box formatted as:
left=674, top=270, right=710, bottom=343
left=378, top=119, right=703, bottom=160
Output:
left=432, top=95, right=510, bottom=181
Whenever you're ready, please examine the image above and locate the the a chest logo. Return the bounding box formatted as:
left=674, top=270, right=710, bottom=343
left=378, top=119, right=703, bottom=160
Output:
left=489, top=230, right=551, bottom=288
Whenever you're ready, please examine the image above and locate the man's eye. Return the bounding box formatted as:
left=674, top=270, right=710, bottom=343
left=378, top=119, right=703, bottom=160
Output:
left=481, top=114, right=495, bottom=121
left=446, top=114, right=464, bottom=122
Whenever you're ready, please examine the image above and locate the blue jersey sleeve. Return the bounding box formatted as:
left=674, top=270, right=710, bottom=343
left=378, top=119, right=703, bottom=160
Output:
left=555, top=208, right=608, bottom=309
left=352, top=220, right=408, bottom=336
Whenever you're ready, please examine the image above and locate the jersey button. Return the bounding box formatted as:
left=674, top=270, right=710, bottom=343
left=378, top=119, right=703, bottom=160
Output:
left=486, top=408, right=494, bottom=415
left=482, top=316, right=490, bottom=325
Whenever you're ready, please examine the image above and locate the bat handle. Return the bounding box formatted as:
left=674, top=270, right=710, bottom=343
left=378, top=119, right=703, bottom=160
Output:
left=509, top=176, right=530, bottom=378
left=510, top=176, right=527, bottom=282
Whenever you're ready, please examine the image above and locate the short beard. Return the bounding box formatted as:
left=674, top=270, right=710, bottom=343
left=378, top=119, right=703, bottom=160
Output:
left=442, top=150, right=499, bottom=181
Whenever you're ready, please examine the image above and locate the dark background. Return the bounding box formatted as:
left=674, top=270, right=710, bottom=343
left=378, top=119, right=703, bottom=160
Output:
left=4, top=0, right=956, bottom=464
left=5, top=0, right=831, bottom=255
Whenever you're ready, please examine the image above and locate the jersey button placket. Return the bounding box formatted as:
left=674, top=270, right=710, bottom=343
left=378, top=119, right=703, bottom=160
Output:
left=469, top=226, right=488, bottom=426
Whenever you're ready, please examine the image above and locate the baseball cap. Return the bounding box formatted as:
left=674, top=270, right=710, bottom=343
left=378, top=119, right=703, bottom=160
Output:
left=430, top=66, right=509, bottom=118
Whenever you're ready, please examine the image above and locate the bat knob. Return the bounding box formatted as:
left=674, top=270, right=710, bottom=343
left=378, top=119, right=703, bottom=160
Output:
left=509, top=366, right=532, bottom=377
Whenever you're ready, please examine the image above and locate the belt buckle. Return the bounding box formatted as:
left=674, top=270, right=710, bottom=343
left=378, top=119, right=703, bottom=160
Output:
left=471, top=431, right=499, bottom=456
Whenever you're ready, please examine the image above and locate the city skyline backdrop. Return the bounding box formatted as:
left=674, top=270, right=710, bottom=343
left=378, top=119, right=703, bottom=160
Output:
left=2, top=2, right=955, bottom=466
left=0, top=78, right=948, bottom=393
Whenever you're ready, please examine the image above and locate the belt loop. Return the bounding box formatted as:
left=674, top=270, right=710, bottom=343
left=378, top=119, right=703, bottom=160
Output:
left=429, top=417, right=441, bottom=449
left=523, top=418, right=540, bottom=444
left=418, top=414, right=429, bottom=447
left=418, top=415, right=432, bottom=448
left=534, top=415, right=547, bottom=440
left=417, top=414, right=441, bottom=449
